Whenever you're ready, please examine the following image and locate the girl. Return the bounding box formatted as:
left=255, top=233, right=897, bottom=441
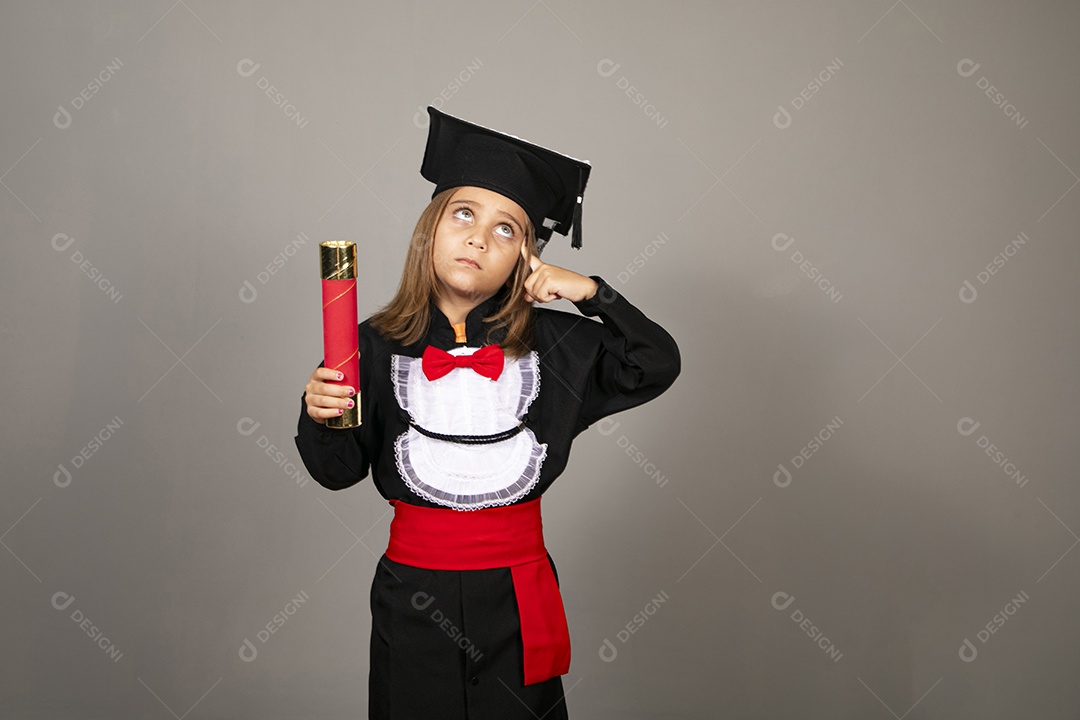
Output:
left=294, top=107, right=680, bottom=720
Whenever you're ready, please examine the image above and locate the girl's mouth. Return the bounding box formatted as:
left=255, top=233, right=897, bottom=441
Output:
left=456, top=258, right=480, bottom=269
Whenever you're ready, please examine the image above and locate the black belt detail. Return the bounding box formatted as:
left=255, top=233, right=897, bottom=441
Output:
left=400, top=409, right=529, bottom=445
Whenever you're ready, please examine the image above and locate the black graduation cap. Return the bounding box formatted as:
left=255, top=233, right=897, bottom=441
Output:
left=420, top=106, right=591, bottom=252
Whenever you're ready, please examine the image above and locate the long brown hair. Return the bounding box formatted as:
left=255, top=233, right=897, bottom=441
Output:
left=369, top=187, right=537, bottom=358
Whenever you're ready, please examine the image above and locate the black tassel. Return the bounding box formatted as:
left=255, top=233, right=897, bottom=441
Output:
left=571, top=195, right=583, bottom=249
left=571, top=165, right=584, bottom=249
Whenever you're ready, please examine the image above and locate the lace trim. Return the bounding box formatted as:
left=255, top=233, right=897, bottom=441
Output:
left=390, top=353, right=411, bottom=412
left=515, top=350, right=541, bottom=419
left=394, top=430, right=548, bottom=512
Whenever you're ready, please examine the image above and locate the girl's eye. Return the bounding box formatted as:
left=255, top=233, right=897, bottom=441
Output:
left=452, top=207, right=473, bottom=221
left=495, top=224, right=514, bottom=239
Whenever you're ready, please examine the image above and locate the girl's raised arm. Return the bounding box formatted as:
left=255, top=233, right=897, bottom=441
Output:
left=570, top=276, right=681, bottom=432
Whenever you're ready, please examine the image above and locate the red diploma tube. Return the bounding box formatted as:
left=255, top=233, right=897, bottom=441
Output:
left=320, top=241, right=360, bottom=428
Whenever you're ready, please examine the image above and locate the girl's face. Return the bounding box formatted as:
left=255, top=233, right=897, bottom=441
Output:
left=431, top=186, right=528, bottom=306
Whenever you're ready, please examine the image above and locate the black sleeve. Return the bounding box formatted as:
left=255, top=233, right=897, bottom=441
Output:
left=293, top=335, right=374, bottom=491
left=571, top=275, right=681, bottom=430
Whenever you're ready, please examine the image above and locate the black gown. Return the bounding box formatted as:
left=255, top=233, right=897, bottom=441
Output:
left=294, top=275, right=680, bottom=719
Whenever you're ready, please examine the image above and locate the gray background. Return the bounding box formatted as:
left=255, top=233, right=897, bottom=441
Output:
left=2, top=1, right=1078, bottom=718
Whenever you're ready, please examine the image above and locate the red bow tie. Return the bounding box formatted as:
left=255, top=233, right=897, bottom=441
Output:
left=422, top=344, right=505, bottom=382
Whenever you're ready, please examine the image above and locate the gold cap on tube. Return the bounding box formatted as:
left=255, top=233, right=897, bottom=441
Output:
left=320, top=240, right=356, bottom=280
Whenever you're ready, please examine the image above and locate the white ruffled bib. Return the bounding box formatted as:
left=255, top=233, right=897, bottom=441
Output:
left=391, top=346, right=548, bottom=511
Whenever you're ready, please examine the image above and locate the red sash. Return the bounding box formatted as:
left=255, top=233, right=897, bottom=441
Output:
left=384, top=496, right=571, bottom=686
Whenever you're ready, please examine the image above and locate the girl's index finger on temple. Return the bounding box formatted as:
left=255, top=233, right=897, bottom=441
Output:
left=521, top=243, right=542, bottom=272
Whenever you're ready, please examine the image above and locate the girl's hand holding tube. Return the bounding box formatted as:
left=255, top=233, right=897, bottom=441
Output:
left=521, top=244, right=599, bottom=304
left=305, top=367, right=356, bottom=424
